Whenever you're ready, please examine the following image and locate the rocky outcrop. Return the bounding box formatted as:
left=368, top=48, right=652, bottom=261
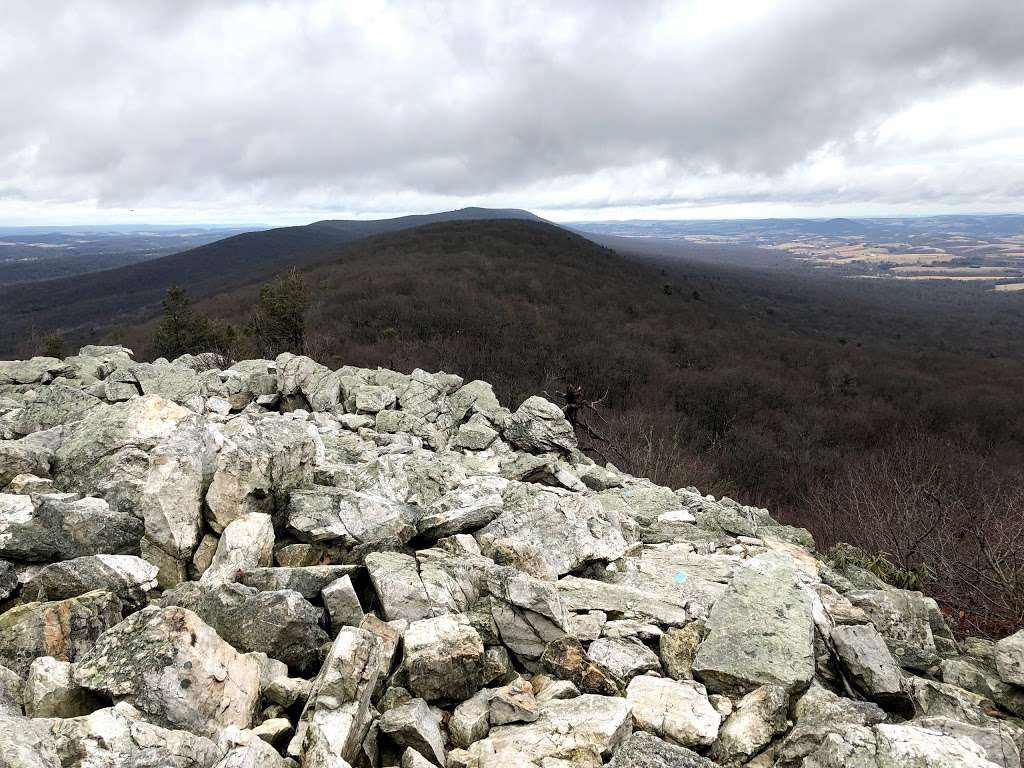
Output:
left=0, top=346, right=1021, bottom=767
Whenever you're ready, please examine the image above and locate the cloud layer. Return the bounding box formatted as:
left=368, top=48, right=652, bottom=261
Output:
left=2, top=0, right=1023, bottom=223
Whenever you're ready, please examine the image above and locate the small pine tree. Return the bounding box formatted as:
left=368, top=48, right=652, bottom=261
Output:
left=249, top=270, right=308, bottom=356
left=42, top=331, right=65, bottom=359
left=150, top=286, right=218, bottom=360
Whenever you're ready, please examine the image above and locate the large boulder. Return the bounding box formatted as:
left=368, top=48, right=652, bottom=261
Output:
left=205, top=412, right=321, bottom=532
left=469, top=694, right=632, bottom=765
left=21, top=554, right=158, bottom=608
left=53, top=395, right=218, bottom=579
left=1, top=384, right=101, bottom=436
left=0, top=590, right=123, bottom=676
left=693, top=554, right=815, bottom=695
left=802, top=721, right=1003, bottom=767
left=161, top=581, right=329, bottom=675
left=73, top=605, right=261, bottom=737
left=286, top=486, right=417, bottom=548
left=403, top=614, right=486, bottom=701
left=299, top=626, right=393, bottom=766
left=0, top=492, right=144, bottom=561
left=503, top=396, right=577, bottom=454
left=995, top=629, right=1024, bottom=687
left=477, top=483, right=626, bottom=576
left=625, top=676, right=720, bottom=748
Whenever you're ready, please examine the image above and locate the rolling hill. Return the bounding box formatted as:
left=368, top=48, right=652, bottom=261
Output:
left=0, top=207, right=543, bottom=354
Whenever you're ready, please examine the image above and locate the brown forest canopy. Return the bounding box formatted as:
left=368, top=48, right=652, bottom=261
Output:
left=109, top=219, right=1024, bottom=636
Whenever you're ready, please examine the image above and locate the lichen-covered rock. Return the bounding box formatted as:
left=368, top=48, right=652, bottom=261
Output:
left=609, top=732, right=718, bottom=767
left=73, top=605, right=261, bottom=736
left=995, top=629, right=1024, bottom=687
left=693, top=554, right=815, bottom=695
left=0, top=590, right=123, bottom=676
left=503, top=396, right=577, bottom=454
left=0, top=492, right=144, bottom=561
left=21, top=554, right=158, bottom=608
left=478, top=483, right=626, bottom=576
left=404, top=614, right=485, bottom=701
left=161, top=581, right=329, bottom=674
left=625, top=675, right=720, bottom=748
left=205, top=411, right=321, bottom=532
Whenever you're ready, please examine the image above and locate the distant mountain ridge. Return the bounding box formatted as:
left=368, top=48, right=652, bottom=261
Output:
left=0, top=207, right=546, bottom=354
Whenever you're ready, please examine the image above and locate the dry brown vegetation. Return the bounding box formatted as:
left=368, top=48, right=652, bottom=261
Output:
left=112, top=219, right=1024, bottom=637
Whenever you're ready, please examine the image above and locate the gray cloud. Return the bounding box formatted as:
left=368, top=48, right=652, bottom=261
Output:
left=2, top=0, right=1023, bottom=222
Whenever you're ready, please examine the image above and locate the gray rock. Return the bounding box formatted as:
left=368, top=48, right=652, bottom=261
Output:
left=23, top=656, right=104, bottom=718
left=21, top=554, right=158, bottom=608
left=286, top=486, right=416, bottom=548
left=995, top=629, right=1024, bottom=687
left=299, top=626, right=393, bottom=766
left=53, top=396, right=218, bottom=574
left=161, top=581, right=329, bottom=675
left=323, top=574, right=365, bottom=632
left=240, top=564, right=359, bottom=598
left=710, top=684, right=789, bottom=765
left=941, top=656, right=1024, bottom=718
left=0, top=432, right=53, bottom=487
left=609, top=732, right=718, bottom=767
left=205, top=412, right=320, bottom=532
left=73, top=605, right=261, bottom=737
left=0, top=590, right=123, bottom=676
left=626, top=675, right=720, bottom=748
left=847, top=588, right=941, bottom=670
left=469, top=694, right=632, bottom=765
left=587, top=637, right=662, bottom=682
left=38, top=702, right=224, bottom=767
left=453, top=420, right=498, bottom=451
left=451, top=688, right=492, bottom=748
left=693, top=555, right=815, bottom=695
left=2, top=384, right=101, bottom=436
left=912, top=716, right=1021, bottom=768
left=378, top=697, right=447, bottom=766
left=488, top=566, right=572, bottom=659
left=415, top=476, right=506, bottom=541
left=366, top=550, right=442, bottom=622
left=776, top=682, right=887, bottom=767
left=0, top=492, right=144, bottom=561
left=801, top=721, right=1004, bottom=767
left=0, top=663, right=23, bottom=716
left=404, top=614, right=485, bottom=701
left=831, top=623, right=909, bottom=710
left=557, top=574, right=690, bottom=627
left=200, top=512, right=275, bottom=585
left=477, top=483, right=626, bottom=576
left=503, top=396, right=577, bottom=454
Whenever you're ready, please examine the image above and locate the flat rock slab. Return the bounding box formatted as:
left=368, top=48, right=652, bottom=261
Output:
left=692, top=555, right=815, bottom=695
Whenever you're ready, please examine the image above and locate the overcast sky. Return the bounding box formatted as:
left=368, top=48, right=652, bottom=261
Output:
left=2, top=0, right=1024, bottom=225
